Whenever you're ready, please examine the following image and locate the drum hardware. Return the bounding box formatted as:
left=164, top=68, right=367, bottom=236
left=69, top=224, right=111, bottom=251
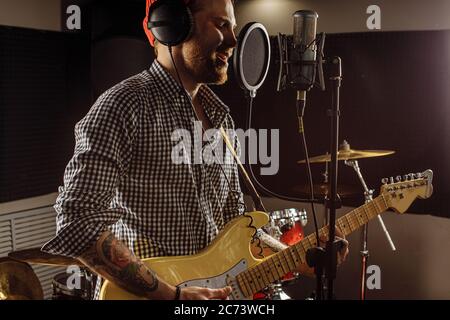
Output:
left=297, top=140, right=396, bottom=299
left=8, top=248, right=82, bottom=267
left=0, top=258, right=44, bottom=300
left=344, top=158, right=396, bottom=300
left=298, top=140, right=395, bottom=164
left=7, top=247, right=94, bottom=300
left=52, top=269, right=95, bottom=300
left=292, top=183, right=360, bottom=200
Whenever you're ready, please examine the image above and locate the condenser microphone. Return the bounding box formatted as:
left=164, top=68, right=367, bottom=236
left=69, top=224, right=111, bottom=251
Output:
left=291, top=10, right=318, bottom=92
left=276, top=10, right=320, bottom=94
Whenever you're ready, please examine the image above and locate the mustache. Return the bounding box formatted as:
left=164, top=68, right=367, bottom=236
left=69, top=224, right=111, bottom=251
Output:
left=216, top=45, right=234, bottom=56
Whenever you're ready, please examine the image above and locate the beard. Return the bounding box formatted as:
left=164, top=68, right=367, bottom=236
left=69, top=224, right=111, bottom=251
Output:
left=181, top=40, right=230, bottom=85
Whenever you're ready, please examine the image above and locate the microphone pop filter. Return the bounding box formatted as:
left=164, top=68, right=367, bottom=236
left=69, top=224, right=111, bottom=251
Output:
left=233, top=22, right=271, bottom=97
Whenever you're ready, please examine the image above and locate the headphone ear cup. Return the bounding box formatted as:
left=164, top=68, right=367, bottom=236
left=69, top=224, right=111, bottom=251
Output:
left=147, top=0, right=194, bottom=46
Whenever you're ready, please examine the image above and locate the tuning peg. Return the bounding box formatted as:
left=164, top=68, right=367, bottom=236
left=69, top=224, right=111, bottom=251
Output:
left=416, top=172, right=423, bottom=178
left=389, top=177, right=394, bottom=184
left=381, top=178, right=389, bottom=185
left=395, top=175, right=402, bottom=182
left=409, top=173, right=416, bottom=179
left=403, top=174, right=409, bottom=181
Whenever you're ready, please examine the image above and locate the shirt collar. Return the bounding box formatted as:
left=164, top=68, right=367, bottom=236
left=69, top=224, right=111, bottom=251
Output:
left=149, top=60, right=230, bottom=128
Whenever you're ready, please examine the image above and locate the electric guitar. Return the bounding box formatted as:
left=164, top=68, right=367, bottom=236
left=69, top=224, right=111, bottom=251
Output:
left=99, top=169, right=434, bottom=300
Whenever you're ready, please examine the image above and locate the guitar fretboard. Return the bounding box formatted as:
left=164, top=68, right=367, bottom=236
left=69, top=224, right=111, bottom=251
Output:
left=235, top=194, right=389, bottom=297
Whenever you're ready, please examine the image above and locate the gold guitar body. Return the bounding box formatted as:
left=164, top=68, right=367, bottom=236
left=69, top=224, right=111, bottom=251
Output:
left=99, top=211, right=269, bottom=300
left=100, top=169, right=434, bottom=300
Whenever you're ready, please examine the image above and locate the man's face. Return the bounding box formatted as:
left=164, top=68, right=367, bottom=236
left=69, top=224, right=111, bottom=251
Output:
left=180, top=0, right=237, bottom=85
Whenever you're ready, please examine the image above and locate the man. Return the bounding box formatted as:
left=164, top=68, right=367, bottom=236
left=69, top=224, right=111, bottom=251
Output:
left=43, top=0, right=347, bottom=300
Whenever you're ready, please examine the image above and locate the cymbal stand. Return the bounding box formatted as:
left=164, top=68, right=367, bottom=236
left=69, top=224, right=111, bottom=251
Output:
left=344, top=159, right=396, bottom=300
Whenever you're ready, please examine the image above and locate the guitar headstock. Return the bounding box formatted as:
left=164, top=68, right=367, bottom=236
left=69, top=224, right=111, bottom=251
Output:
left=380, top=169, right=433, bottom=213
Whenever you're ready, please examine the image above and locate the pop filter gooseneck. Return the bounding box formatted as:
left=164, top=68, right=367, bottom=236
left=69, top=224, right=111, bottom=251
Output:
left=233, top=22, right=321, bottom=205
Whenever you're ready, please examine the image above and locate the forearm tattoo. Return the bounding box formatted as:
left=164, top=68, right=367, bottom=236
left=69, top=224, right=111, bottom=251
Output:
left=79, top=231, right=159, bottom=298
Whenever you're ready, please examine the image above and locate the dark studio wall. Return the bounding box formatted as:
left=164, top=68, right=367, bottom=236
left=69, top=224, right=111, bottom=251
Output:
left=1, top=0, right=448, bottom=221
left=0, top=0, right=151, bottom=202
left=215, top=30, right=450, bottom=219
left=0, top=26, right=91, bottom=202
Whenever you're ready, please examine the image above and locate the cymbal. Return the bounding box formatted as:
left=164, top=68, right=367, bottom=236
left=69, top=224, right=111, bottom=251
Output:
left=8, top=248, right=82, bottom=267
left=292, top=183, right=360, bottom=198
left=298, top=140, right=395, bottom=164
left=0, top=258, right=43, bottom=300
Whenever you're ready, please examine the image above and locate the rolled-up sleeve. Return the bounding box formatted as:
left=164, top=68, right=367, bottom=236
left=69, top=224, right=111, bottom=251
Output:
left=42, top=86, right=139, bottom=258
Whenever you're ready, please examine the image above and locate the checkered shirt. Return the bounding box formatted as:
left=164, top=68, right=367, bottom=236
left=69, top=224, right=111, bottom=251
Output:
left=42, top=60, right=245, bottom=298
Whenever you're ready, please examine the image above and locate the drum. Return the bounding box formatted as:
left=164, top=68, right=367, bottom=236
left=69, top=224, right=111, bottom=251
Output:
left=52, top=271, right=94, bottom=300
left=254, top=208, right=308, bottom=300
left=269, top=208, right=308, bottom=245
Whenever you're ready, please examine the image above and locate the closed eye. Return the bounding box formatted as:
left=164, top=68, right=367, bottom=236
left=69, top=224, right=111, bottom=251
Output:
left=214, top=17, right=237, bottom=31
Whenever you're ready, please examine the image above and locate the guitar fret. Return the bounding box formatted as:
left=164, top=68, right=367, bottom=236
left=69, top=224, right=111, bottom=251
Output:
left=245, top=270, right=257, bottom=295
left=360, top=207, right=369, bottom=225
left=337, top=218, right=347, bottom=235
left=269, top=256, right=283, bottom=278
left=266, top=259, right=279, bottom=281
left=353, top=208, right=363, bottom=227
left=249, top=266, right=265, bottom=292
left=288, top=246, right=302, bottom=266
left=278, top=253, right=290, bottom=275
left=237, top=274, right=250, bottom=297
left=300, top=239, right=310, bottom=253
left=360, top=206, right=368, bottom=225
left=373, top=197, right=382, bottom=213
left=282, top=249, right=296, bottom=271
left=350, top=213, right=358, bottom=230
left=261, top=261, right=276, bottom=283
left=242, top=270, right=257, bottom=294
left=377, top=197, right=387, bottom=212
left=307, top=235, right=316, bottom=248
left=351, top=214, right=358, bottom=229
left=258, top=263, right=272, bottom=284
left=370, top=200, right=379, bottom=218
left=293, top=243, right=305, bottom=263
left=360, top=204, right=370, bottom=221
left=266, top=257, right=281, bottom=281
left=344, top=215, right=354, bottom=232
left=275, top=252, right=289, bottom=275
left=255, top=263, right=269, bottom=290
left=362, top=204, right=371, bottom=221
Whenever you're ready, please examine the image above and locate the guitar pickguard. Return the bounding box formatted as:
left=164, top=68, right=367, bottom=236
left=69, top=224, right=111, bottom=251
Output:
left=177, top=259, right=249, bottom=300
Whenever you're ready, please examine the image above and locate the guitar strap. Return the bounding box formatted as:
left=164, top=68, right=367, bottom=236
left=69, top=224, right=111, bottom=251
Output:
left=219, top=127, right=267, bottom=212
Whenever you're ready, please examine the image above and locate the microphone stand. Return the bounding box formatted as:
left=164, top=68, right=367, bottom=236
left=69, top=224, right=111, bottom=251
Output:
left=325, top=56, right=342, bottom=300
left=304, top=55, right=343, bottom=301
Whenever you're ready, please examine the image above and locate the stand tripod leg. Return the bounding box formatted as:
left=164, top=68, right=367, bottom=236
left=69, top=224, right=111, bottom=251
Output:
left=376, top=215, right=396, bottom=251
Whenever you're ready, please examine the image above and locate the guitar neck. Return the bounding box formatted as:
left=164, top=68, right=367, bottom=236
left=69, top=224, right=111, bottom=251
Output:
left=236, top=194, right=390, bottom=297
